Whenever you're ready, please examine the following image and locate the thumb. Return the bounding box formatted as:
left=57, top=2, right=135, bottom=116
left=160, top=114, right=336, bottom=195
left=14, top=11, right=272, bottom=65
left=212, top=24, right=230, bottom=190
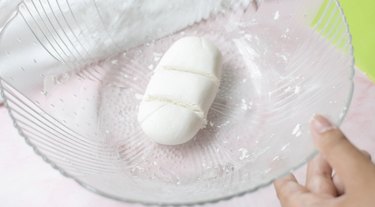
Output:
left=310, top=115, right=373, bottom=187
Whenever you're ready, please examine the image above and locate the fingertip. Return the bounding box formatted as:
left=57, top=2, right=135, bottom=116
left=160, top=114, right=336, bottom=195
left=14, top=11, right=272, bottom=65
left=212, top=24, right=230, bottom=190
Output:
left=307, top=154, right=332, bottom=178
left=310, top=115, right=336, bottom=136
left=309, top=115, right=342, bottom=152
left=274, top=174, right=307, bottom=203
left=332, top=173, right=345, bottom=195
left=361, top=150, right=372, bottom=161
left=309, top=116, right=373, bottom=185
left=274, top=174, right=293, bottom=198
left=274, top=173, right=294, bottom=189
left=306, top=154, right=337, bottom=196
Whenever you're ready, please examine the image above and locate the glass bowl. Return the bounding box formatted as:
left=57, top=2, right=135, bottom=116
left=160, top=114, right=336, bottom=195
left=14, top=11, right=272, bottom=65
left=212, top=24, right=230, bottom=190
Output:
left=0, top=0, right=354, bottom=205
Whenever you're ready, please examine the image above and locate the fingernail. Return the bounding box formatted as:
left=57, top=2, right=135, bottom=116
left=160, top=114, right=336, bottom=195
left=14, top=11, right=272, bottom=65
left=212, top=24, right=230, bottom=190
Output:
left=311, top=115, right=335, bottom=134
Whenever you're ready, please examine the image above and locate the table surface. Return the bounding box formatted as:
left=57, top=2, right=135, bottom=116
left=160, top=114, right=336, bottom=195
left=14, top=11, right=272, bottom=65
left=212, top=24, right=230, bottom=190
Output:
left=1, top=70, right=374, bottom=207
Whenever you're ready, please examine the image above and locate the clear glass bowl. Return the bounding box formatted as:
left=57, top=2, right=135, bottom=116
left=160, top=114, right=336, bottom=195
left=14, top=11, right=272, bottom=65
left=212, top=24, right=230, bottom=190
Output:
left=0, top=0, right=354, bottom=205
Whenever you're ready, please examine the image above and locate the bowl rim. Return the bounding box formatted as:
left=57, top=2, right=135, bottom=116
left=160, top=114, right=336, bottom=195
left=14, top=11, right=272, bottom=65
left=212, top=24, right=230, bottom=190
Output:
left=0, top=0, right=355, bottom=205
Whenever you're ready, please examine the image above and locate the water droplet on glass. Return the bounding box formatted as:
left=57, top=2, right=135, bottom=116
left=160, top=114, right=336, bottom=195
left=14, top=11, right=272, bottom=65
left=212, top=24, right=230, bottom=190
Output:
left=281, top=143, right=290, bottom=151
left=238, top=148, right=250, bottom=160
left=55, top=73, right=70, bottom=85
left=223, top=164, right=234, bottom=173
left=241, top=99, right=248, bottom=110
left=135, top=49, right=143, bottom=56
left=153, top=52, right=162, bottom=62
left=292, top=124, right=302, bottom=137
left=328, top=100, right=337, bottom=104
left=265, top=168, right=272, bottom=174
left=41, top=90, right=48, bottom=96
left=294, top=86, right=301, bottom=94
left=274, top=11, right=280, bottom=20
left=339, top=107, right=348, bottom=119
left=272, top=155, right=280, bottom=162
left=148, top=64, right=154, bottom=70
left=217, top=120, right=230, bottom=128
left=284, top=86, right=292, bottom=93
left=281, top=54, right=287, bottom=62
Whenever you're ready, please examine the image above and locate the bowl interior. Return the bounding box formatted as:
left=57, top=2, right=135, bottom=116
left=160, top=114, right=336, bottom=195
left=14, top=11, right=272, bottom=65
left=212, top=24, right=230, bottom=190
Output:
left=0, top=0, right=354, bottom=205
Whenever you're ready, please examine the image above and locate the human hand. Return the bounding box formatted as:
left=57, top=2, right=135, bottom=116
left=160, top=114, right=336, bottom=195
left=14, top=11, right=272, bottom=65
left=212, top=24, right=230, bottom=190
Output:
left=274, top=115, right=375, bottom=207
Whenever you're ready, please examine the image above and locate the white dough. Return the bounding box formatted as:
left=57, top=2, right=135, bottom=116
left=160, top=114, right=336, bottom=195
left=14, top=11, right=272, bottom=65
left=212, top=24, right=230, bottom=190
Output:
left=138, top=36, right=222, bottom=145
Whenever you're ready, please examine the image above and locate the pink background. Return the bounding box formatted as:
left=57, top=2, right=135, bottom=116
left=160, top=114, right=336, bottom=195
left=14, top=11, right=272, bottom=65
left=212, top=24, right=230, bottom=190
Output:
left=1, top=70, right=374, bottom=207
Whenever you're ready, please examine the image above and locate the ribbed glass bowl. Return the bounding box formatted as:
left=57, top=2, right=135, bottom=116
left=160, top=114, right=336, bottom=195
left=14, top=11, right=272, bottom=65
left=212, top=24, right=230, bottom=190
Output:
left=0, top=0, right=354, bottom=205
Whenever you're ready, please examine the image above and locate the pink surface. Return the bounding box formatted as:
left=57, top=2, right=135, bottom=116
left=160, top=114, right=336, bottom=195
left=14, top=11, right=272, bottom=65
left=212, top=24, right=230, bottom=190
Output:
left=1, top=70, right=374, bottom=207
